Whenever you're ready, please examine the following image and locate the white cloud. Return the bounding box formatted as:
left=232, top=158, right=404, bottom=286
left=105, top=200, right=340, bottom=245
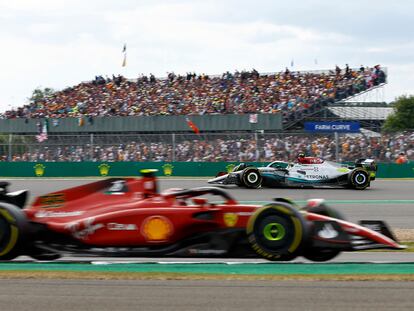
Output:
left=27, top=22, right=61, bottom=35
left=0, top=0, right=67, bottom=11
left=0, top=0, right=413, bottom=111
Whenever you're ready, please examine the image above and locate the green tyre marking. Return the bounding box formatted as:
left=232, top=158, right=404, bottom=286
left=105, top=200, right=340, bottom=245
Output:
left=263, top=223, right=285, bottom=241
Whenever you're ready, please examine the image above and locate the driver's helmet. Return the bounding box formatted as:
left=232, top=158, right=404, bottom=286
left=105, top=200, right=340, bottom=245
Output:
left=297, top=153, right=306, bottom=163
left=233, top=163, right=246, bottom=172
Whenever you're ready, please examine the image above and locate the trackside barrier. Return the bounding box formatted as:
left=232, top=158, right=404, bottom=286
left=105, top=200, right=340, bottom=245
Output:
left=0, top=162, right=413, bottom=178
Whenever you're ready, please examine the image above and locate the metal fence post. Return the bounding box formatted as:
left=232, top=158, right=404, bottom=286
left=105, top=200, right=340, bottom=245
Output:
left=254, top=132, right=259, bottom=161
left=90, top=133, right=94, bottom=161
left=8, top=134, right=12, bottom=161
left=335, top=132, right=339, bottom=162
left=172, top=133, right=176, bottom=162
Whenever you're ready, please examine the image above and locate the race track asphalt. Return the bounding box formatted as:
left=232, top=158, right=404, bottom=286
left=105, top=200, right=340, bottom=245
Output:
left=0, top=279, right=413, bottom=311
left=1, top=178, right=414, bottom=310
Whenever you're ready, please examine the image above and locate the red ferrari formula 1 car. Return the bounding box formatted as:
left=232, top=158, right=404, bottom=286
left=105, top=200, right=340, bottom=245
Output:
left=0, top=170, right=405, bottom=262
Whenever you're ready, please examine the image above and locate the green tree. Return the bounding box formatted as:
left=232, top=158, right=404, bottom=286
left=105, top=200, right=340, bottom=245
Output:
left=383, top=95, right=414, bottom=132
left=29, top=87, right=55, bottom=103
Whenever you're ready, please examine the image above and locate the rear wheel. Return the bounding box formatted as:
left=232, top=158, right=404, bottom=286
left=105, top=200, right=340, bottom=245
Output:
left=247, top=203, right=308, bottom=261
left=0, top=203, right=28, bottom=260
left=302, top=203, right=343, bottom=262
left=349, top=168, right=370, bottom=190
left=29, top=252, right=61, bottom=261
left=241, top=167, right=262, bottom=189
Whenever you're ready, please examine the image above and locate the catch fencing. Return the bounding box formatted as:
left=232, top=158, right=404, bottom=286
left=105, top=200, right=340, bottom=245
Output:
left=0, top=131, right=412, bottom=164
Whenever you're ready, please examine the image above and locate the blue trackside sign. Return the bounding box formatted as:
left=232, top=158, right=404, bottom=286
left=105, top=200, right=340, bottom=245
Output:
left=304, top=122, right=360, bottom=133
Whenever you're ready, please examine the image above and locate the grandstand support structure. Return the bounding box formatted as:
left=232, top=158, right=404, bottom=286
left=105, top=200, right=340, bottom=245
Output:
left=284, top=82, right=388, bottom=131
left=342, top=83, right=387, bottom=103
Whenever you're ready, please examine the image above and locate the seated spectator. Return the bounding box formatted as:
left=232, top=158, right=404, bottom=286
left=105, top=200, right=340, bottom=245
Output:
left=2, top=130, right=412, bottom=163
left=1, top=66, right=385, bottom=123
left=395, top=152, right=408, bottom=164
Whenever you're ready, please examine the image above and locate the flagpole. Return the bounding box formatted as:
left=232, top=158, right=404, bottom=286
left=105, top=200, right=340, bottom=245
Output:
left=122, top=43, right=127, bottom=70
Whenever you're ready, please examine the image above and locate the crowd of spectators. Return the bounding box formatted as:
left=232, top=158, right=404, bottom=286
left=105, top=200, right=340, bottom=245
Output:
left=3, top=131, right=412, bottom=163
left=2, top=65, right=386, bottom=123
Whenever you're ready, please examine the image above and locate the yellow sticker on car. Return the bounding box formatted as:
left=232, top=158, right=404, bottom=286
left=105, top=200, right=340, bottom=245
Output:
left=223, top=213, right=238, bottom=227
left=337, top=168, right=349, bottom=173
left=39, top=193, right=65, bottom=207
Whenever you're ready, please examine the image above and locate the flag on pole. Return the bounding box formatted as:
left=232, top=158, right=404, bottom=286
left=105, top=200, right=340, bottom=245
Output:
left=185, top=117, right=200, bottom=134
left=290, top=59, right=294, bottom=67
left=249, top=114, right=258, bottom=124
left=122, top=43, right=127, bottom=67
left=36, top=119, right=48, bottom=142
left=78, top=116, right=85, bottom=127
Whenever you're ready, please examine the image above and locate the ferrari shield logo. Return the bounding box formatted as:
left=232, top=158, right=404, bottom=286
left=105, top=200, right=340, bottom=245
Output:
left=223, top=213, right=238, bottom=227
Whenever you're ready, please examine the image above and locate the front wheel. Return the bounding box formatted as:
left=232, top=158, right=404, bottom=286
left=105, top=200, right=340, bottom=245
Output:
left=241, top=167, right=262, bottom=189
left=0, top=203, right=28, bottom=260
left=246, top=203, right=308, bottom=261
left=349, top=168, right=370, bottom=190
left=303, top=249, right=340, bottom=262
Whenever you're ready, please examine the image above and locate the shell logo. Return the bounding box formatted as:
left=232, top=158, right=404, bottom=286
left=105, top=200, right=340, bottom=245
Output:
left=162, top=164, right=174, bottom=176
left=98, top=163, right=110, bottom=176
left=142, top=216, right=173, bottom=242
left=34, top=163, right=46, bottom=177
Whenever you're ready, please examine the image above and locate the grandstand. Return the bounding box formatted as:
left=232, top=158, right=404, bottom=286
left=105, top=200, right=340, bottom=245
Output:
left=2, top=65, right=385, bottom=126
left=1, top=64, right=410, bottom=164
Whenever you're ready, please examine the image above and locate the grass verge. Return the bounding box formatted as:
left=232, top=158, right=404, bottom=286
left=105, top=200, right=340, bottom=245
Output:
left=0, top=271, right=413, bottom=281
left=397, top=241, right=414, bottom=252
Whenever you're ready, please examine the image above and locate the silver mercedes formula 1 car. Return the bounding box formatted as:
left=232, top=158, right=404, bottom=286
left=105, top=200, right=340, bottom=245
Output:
left=208, top=156, right=377, bottom=190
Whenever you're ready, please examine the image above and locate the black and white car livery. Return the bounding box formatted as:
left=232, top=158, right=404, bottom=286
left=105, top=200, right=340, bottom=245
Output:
left=208, top=157, right=377, bottom=190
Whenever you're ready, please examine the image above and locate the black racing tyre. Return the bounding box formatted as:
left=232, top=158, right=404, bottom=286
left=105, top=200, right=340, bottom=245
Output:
left=303, top=249, right=340, bottom=262
left=0, top=203, right=28, bottom=260
left=302, top=204, right=344, bottom=262
left=29, top=252, right=61, bottom=261
left=349, top=168, right=370, bottom=190
left=241, top=167, right=262, bottom=189
left=246, top=203, right=308, bottom=261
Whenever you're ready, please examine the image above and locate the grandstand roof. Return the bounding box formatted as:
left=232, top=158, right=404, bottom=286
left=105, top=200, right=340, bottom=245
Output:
left=328, top=106, right=393, bottom=120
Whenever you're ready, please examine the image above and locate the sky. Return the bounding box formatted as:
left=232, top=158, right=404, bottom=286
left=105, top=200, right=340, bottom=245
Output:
left=0, top=0, right=413, bottom=112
